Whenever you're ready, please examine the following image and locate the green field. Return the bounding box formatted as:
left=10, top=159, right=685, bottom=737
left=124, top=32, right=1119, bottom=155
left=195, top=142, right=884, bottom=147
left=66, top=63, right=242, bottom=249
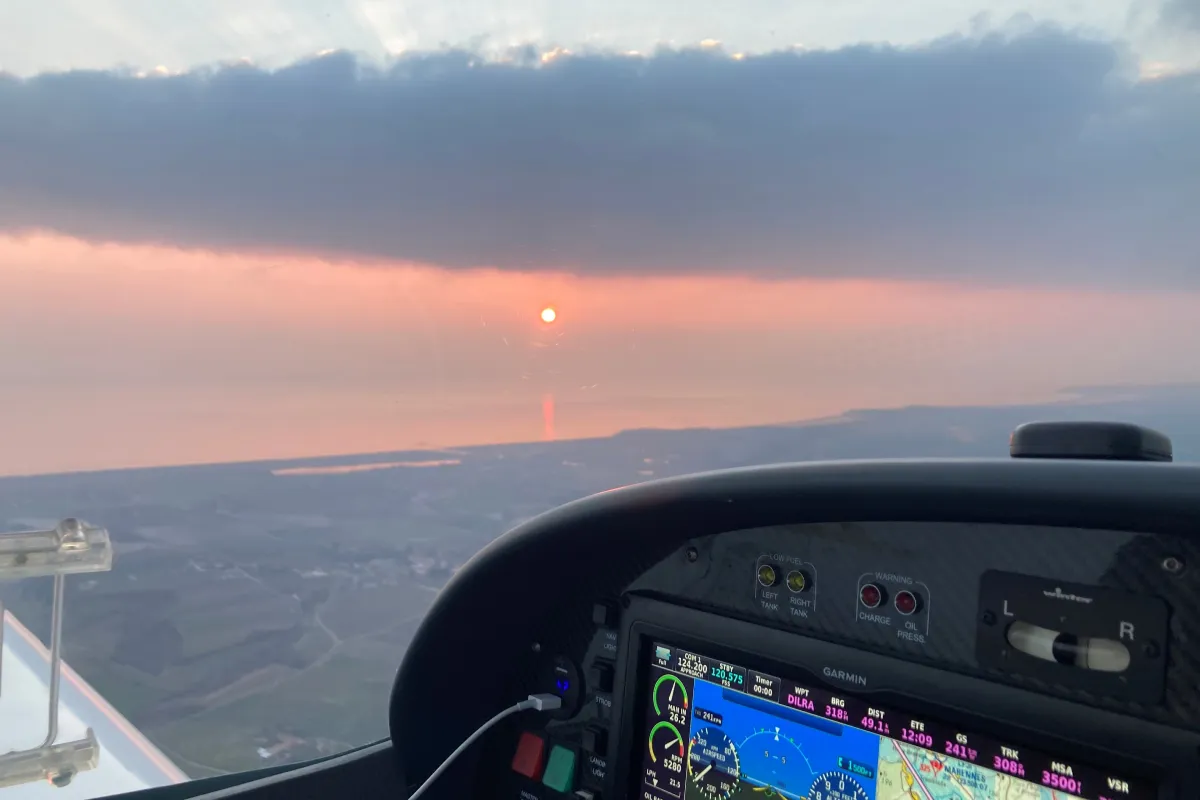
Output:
left=148, top=652, right=394, bottom=774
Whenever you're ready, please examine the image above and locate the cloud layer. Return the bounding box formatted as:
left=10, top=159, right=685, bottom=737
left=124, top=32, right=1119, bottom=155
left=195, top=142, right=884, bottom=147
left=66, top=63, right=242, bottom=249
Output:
left=1, top=28, right=1197, bottom=285
left=1162, top=0, right=1200, bottom=31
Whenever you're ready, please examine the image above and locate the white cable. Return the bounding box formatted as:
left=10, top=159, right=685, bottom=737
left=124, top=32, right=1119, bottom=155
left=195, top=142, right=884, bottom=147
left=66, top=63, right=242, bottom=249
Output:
left=407, top=693, right=563, bottom=800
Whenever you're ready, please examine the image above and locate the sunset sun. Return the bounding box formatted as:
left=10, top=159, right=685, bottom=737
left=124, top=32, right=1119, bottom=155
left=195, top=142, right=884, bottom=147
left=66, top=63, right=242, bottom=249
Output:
left=540, top=307, right=557, bottom=324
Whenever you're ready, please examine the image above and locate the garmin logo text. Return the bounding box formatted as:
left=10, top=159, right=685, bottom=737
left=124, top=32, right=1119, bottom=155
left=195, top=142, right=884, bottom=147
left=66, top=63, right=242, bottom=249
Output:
left=1042, top=587, right=1093, bottom=604
left=822, top=667, right=868, bottom=687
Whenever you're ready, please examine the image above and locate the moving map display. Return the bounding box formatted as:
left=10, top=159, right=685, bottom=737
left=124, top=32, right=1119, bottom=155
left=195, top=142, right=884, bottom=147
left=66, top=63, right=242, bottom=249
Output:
left=637, top=643, right=1153, bottom=800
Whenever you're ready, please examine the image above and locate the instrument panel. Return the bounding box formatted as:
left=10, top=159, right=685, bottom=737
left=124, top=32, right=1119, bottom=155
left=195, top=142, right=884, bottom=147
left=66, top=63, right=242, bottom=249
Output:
left=629, top=522, right=1193, bottom=722
left=495, top=519, right=1200, bottom=800
left=387, top=454, right=1200, bottom=800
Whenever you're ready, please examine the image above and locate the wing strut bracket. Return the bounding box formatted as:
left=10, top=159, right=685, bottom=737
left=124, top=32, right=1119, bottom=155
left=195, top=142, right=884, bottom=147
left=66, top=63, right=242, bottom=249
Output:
left=0, top=519, right=113, bottom=788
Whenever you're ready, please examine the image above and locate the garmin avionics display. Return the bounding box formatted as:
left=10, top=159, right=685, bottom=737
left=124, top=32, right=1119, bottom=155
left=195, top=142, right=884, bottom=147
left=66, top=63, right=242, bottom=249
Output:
left=638, top=643, right=1153, bottom=800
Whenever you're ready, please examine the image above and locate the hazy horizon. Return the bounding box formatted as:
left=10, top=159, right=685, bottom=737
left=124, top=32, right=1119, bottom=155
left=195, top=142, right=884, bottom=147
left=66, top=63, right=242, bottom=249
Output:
left=4, top=381, right=1196, bottom=478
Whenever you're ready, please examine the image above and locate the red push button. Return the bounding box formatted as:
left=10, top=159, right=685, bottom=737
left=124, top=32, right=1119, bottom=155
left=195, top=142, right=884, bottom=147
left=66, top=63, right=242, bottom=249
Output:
left=512, top=731, right=546, bottom=779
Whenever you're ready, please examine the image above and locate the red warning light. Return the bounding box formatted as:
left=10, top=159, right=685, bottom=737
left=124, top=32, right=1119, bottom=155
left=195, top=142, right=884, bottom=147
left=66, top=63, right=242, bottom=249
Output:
left=860, top=583, right=884, bottom=609
left=894, top=590, right=919, bottom=615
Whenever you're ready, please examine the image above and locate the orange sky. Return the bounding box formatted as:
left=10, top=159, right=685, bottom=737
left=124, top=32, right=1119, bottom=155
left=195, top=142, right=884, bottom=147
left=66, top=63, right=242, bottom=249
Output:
left=2, top=232, right=1198, bottom=476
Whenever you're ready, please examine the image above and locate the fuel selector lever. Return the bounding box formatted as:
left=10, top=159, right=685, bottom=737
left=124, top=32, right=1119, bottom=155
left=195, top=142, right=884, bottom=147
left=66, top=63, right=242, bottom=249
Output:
left=977, top=570, right=1168, bottom=703
left=1006, top=622, right=1131, bottom=672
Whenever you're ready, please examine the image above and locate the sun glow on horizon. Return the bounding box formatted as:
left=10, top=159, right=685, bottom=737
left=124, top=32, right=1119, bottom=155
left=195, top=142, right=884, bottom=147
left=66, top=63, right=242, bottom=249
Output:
left=2, top=232, right=1199, bottom=475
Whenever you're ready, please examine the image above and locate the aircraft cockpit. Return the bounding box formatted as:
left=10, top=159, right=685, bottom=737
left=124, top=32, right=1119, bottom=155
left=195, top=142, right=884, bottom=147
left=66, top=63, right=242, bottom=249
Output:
left=8, top=421, right=1200, bottom=800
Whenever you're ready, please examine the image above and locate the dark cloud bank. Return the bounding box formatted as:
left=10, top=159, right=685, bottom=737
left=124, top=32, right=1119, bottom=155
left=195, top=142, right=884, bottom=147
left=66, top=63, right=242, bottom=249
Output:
left=0, top=28, right=1197, bottom=286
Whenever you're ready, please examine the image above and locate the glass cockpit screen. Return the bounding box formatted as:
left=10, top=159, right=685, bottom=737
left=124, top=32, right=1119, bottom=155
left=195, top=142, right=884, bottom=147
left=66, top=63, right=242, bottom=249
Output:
left=638, top=642, right=1152, bottom=800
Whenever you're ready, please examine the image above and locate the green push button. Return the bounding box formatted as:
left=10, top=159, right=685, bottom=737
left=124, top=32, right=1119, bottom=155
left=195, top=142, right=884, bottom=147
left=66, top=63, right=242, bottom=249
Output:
left=542, top=745, right=576, bottom=793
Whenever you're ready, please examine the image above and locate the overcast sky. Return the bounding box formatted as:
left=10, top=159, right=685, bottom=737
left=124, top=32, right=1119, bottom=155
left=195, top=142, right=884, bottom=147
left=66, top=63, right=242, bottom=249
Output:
left=2, top=0, right=1198, bottom=76
left=0, top=1, right=1197, bottom=475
